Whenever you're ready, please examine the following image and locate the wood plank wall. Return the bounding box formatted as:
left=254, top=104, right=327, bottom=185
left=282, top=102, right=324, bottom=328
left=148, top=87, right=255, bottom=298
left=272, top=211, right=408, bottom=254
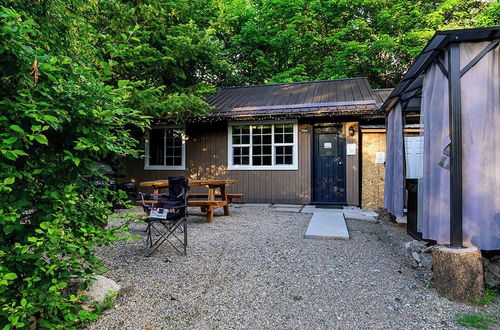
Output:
left=125, top=122, right=312, bottom=204
left=126, top=121, right=361, bottom=205
left=345, top=122, right=360, bottom=205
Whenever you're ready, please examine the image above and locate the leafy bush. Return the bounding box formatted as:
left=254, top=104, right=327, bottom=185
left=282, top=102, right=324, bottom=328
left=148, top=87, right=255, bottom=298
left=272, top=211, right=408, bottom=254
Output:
left=0, top=3, right=147, bottom=328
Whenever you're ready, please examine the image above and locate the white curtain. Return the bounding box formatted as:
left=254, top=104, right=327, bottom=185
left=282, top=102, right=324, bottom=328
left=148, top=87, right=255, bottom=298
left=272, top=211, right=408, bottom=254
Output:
left=420, top=55, right=450, bottom=243
left=460, top=42, right=500, bottom=250
left=384, top=102, right=404, bottom=217
left=421, top=42, right=500, bottom=250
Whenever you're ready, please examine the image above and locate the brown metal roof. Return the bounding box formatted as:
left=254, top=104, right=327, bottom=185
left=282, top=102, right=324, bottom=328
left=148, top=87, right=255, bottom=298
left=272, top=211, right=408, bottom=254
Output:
left=199, top=77, right=379, bottom=120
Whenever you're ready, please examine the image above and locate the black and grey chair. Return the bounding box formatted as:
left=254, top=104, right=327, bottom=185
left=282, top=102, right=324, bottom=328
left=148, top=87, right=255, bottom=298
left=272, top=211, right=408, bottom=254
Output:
left=139, top=177, right=189, bottom=256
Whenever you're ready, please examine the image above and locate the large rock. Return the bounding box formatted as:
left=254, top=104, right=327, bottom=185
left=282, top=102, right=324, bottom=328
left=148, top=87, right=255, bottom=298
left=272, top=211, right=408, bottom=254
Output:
left=420, top=253, right=433, bottom=270
left=79, top=275, right=121, bottom=305
left=432, top=246, right=484, bottom=303
left=404, top=240, right=428, bottom=254
left=484, top=261, right=500, bottom=287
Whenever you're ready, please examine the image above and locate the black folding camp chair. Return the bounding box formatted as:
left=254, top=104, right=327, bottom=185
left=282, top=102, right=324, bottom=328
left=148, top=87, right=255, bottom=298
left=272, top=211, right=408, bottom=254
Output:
left=139, top=177, right=189, bottom=256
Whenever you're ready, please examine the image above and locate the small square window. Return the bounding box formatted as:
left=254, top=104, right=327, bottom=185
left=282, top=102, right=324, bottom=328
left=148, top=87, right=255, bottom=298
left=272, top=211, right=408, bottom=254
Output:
left=146, top=127, right=185, bottom=169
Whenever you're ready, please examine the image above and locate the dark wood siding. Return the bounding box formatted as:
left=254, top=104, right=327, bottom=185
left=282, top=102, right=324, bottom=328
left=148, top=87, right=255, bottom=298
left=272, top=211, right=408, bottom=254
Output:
left=125, top=122, right=312, bottom=204
left=344, top=122, right=360, bottom=205
left=126, top=121, right=360, bottom=205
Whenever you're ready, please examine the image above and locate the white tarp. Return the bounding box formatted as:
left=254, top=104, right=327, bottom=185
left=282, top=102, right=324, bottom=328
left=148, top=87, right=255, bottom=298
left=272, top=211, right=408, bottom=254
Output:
left=420, top=41, right=500, bottom=250
left=384, top=102, right=404, bottom=217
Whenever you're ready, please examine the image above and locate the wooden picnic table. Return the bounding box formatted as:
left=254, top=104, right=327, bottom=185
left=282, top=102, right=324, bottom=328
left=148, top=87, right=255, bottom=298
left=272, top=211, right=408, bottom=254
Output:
left=139, top=179, right=240, bottom=223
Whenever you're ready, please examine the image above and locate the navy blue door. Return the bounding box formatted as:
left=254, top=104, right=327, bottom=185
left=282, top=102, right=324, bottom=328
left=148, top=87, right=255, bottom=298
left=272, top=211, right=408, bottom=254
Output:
left=313, top=126, right=346, bottom=204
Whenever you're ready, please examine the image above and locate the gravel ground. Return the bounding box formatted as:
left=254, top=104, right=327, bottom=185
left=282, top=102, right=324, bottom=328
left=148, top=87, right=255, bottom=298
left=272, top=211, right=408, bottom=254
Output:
left=89, top=206, right=500, bottom=330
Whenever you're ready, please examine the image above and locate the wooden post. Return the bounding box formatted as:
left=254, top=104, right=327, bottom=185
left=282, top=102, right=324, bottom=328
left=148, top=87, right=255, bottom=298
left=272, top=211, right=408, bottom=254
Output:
left=208, top=186, right=215, bottom=201
left=206, top=206, right=214, bottom=223
left=221, top=185, right=230, bottom=216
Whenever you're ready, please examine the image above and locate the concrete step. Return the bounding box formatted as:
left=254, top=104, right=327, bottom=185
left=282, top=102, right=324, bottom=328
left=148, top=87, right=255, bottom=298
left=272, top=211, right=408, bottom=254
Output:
left=304, top=211, right=349, bottom=240
left=301, top=205, right=316, bottom=214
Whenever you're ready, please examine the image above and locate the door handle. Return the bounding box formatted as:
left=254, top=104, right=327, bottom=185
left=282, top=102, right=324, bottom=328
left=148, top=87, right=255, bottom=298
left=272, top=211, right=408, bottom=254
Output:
left=338, top=161, right=343, bottom=166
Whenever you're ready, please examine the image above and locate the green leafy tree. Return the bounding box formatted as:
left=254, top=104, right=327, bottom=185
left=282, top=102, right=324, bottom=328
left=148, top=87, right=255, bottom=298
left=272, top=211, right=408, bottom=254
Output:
left=95, top=0, right=230, bottom=118
left=0, top=2, right=148, bottom=328
left=221, top=0, right=499, bottom=87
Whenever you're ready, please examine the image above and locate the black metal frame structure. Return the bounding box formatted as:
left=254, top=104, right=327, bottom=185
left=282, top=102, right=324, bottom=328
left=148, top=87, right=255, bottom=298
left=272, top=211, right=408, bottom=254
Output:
left=379, top=26, right=500, bottom=247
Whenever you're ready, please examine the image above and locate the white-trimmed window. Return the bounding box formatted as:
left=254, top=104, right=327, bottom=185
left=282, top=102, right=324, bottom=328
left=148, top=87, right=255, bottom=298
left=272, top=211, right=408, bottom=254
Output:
left=228, top=121, right=298, bottom=170
left=145, top=126, right=185, bottom=170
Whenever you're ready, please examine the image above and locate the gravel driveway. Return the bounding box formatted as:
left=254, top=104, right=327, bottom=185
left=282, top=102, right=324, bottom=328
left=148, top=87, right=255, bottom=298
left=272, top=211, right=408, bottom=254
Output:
left=90, top=206, right=499, bottom=329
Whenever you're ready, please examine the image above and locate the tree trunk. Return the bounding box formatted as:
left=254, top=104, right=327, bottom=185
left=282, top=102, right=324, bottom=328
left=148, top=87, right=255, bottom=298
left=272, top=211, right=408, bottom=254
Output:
left=432, top=246, right=484, bottom=303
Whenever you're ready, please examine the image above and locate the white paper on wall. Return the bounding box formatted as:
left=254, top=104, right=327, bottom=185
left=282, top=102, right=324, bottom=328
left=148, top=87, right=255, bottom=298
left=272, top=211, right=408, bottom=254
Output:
left=375, top=152, right=385, bottom=164
left=346, top=143, right=356, bottom=155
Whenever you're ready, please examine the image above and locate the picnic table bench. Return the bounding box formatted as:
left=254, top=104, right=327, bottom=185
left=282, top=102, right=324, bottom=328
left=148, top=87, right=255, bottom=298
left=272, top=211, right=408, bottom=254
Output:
left=139, top=179, right=243, bottom=223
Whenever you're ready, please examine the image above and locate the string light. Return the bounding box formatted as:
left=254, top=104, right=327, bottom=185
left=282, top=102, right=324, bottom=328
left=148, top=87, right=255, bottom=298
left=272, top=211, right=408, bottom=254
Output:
left=153, top=108, right=379, bottom=125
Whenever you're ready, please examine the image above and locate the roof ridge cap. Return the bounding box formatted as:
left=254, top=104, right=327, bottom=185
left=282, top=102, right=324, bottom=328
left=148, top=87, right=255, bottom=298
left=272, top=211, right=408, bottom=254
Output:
left=219, top=77, right=369, bottom=90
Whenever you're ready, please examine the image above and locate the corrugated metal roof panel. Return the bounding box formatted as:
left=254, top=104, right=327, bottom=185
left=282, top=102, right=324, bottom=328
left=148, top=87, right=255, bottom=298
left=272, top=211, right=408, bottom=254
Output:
left=374, top=88, right=394, bottom=105
left=203, top=77, right=378, bottom=120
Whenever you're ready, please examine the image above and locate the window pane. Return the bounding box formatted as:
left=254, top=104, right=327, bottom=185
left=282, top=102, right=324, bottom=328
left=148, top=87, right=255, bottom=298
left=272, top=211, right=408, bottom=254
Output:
left=275, top=134, right=283, bottom=143
left=240, top=126, right=250, bottom=135
left=275, top=145, right=293, bottom=165
left=263, top=135, right=272, bottom=144
left=253, top=125, right=271, bottom=135
left=252, top=156, right=261, bottom=165
left=232, top=125, right=250, bottom=145
left=165, top=129, right=183, bottom=160
left=233, top=147, right=249, bottom=165
left=284, top=133, right=293, bottom=143
left=149, top=129, right=164, bottom=166
left=262, top=155, right=272, bottom=165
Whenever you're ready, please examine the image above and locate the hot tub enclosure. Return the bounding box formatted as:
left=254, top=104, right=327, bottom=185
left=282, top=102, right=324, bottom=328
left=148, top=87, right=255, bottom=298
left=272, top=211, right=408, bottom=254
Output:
left=380, top=27, right=500, bottom=250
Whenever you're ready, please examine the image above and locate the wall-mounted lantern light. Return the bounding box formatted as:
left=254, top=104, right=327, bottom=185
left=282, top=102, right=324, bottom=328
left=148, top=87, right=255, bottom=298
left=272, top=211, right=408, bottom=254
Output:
left=348, top=126, right=356, bottom=136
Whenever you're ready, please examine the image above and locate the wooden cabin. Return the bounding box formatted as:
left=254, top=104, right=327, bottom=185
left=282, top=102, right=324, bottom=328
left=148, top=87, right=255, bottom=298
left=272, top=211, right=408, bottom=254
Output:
left=125, top=78, right=392, bottom=206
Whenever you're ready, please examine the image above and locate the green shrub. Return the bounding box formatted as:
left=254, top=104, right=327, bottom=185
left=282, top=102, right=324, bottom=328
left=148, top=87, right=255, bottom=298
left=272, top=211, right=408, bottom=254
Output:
left=0, top=3, right=147, bottom=328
